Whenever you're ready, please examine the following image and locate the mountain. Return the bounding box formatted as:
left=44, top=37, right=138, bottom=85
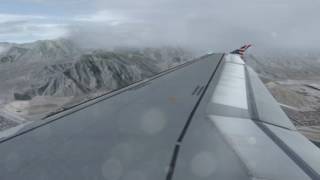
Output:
left=246, top=50, right=320, bottom=81
left=0, top=39, right=193, bottom=104
left=18, top=51, right=160, bottom=98
left=0, top=39, right=81, bottom=64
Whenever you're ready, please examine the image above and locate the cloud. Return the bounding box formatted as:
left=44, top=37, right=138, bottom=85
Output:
left=74, top=10, right=132, bottom=25
left=0, top=23, right=68, bottom=43
left=1, top=0, right=320, bottom=52
left=0, top=13, right=68, bottom=43
left=0, top=13, right=46, bottom=23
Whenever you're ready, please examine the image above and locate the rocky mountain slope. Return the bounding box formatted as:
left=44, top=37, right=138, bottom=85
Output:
left=18, top=50, right=161, bottom=98
left=0, top=39, right=81, bottom=64
left=0, top=39, right=83, bottom=104
left=0, top=39, right=193, bottom=121
left=246, top=51, right=320, bottom=80
left=14, top=47, right=190, bottom=98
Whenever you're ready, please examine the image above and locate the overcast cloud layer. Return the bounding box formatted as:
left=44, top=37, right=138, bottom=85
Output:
left=1, top=0, right=320, bottom=52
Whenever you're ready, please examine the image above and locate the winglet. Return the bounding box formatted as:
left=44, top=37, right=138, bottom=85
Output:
left=231, top=44, right=252, bottom=58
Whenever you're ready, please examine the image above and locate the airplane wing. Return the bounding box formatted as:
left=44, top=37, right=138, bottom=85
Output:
left=0, top=48, right=320, bottom=180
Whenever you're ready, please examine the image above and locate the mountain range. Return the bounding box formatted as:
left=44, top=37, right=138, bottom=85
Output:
left=0, top=39, right=192, bottom=103
left=246, top=50, right=320, bottom=81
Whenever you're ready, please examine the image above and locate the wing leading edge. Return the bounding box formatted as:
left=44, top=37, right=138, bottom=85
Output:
left=0, top=49, right=319, bottom=180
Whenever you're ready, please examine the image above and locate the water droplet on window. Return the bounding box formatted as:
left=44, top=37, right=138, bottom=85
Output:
left=190, top=151, right=217, bottom=177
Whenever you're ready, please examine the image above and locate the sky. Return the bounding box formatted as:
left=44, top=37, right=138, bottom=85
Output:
left=1, top=0, right=320, bottom=52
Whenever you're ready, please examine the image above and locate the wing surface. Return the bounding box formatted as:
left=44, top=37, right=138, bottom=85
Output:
left=0, top=51, right=320, bottom=180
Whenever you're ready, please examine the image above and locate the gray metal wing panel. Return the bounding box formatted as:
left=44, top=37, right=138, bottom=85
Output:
left=171, top=55, right=252, bottom=180
left=171, top=54, right=312, bottom=180
left=246, top=66, right=296, bottom=130
left=0, top=54, right=224, bottom=180
left=211, top=115, right=310, bottom=180
left=265, top=124, right=320, bottom=175
left=172, top=116, right=251, bottom=180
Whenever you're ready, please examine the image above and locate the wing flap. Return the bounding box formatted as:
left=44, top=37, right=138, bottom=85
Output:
left=246, top=66, right=296, bottom=130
